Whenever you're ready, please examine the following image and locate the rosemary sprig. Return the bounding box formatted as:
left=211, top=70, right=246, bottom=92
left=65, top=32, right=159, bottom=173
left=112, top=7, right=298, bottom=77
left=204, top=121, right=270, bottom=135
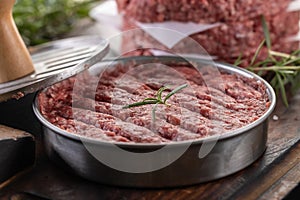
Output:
left=243, top=16, right=300, bottom=107
left=262, top=16, right=272, bottom=50
left=123, top=84, right=188, bottom=121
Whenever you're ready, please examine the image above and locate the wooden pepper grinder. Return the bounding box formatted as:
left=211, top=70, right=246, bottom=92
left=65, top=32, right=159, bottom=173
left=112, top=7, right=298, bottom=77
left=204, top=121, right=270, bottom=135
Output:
left=0, top=0, right=34, bottom=83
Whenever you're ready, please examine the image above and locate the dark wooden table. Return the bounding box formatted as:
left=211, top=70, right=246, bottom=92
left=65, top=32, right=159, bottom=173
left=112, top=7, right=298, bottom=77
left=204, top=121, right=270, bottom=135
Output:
left=0, top=89, right=299, bottom=200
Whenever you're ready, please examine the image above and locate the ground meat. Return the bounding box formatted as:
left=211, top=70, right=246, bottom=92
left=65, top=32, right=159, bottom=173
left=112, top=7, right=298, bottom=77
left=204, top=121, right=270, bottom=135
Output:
left=116, top=0, right=290, bottom=23
left=120, top=11, right=299, bottom=67
left=117, top=0, right=299, bottom=67
left=38, top=61, right=271, bottom=143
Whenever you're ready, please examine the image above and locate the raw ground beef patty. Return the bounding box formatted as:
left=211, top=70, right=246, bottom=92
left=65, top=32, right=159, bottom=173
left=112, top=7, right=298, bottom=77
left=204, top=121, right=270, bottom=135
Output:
left=116, top=0, right=290, bottom=23
left=121, top=11, right=299, bottom=66
left=117, top=0, right=299, bottom=66
left=38, top=61, right=271, bottom=144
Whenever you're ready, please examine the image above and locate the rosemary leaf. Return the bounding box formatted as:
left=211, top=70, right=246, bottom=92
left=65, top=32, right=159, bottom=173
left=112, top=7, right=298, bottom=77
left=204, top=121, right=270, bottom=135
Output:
left=291, top=49, right=300, bottom=56
left=270, top=76, right=278, bottom=87
left=163, top=84, right=188, bottom=104
left=261, top=16, right=272, bottom=50
left=282, top=57, right=300, bottom=66
left=280, top=70, right=297, bottom=75
left=122, top=100, right=158, bottom=109
left=249, top=66, right=300, bottom=71
left=269, top=50, right=297, bottom=60
left=123, top=84, right=188, bottom=122
left=252, top=58, right=274, bottom=68
left=276, top=72, right=289, bottom=107
left=157, top=86, right=169, bottom=102
left=234, top=53, right=243, bottom=66
left=250, top=40, right=265, bottom=66
left=143, top=98, right=159, bottom=102
left=241, top=15, right=300, bottom=107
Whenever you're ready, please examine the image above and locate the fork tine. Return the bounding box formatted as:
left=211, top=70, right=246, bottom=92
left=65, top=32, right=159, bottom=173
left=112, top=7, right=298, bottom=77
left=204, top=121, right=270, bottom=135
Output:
left=45, top=53, right=93, bottom=69
left=32, top=46, right=95, bottom=63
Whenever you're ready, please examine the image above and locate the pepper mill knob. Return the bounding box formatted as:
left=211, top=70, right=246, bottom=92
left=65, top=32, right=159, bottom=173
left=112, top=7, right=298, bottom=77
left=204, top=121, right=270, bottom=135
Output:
left=0, top=0, right=34, bottom=83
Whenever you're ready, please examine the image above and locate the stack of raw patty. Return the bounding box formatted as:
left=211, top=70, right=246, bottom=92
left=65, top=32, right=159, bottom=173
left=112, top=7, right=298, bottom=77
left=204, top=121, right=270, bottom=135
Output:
left=116, top=0, right=299, bottom=66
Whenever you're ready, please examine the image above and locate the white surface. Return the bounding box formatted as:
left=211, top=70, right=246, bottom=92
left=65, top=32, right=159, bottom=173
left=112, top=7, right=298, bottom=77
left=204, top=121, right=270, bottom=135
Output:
left=136, top=21, right=221, bottom=49
left=89, top=0, right=122, bottom=30
left=287, top=0, right=300, bottom=12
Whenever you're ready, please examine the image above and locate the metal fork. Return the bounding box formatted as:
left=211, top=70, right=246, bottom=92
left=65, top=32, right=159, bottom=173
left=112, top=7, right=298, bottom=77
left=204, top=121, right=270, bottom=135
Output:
left=0, top=36, right=109, bottom=101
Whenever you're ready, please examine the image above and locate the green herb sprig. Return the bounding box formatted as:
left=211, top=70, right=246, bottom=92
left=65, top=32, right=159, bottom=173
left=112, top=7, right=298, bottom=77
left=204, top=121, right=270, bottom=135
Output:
left=13, top=0, right=97, bottom=46
left=238, top=16, right=300, bottom=107
left=123, top=84, right=188, bottom=121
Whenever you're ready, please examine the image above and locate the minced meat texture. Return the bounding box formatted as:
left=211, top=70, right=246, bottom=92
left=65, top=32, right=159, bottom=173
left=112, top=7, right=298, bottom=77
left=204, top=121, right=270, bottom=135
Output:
left=116, top=0, right=290, bottom=23
left=38, top=62, right=271, bottom=143
left=117, top=0, right=299, bottom=67
left=120, top=11, right=299, bottom=67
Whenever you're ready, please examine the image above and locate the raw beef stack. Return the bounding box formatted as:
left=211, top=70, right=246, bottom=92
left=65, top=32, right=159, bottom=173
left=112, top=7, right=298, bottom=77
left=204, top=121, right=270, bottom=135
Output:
left=116, top=0, right=299, bottom=66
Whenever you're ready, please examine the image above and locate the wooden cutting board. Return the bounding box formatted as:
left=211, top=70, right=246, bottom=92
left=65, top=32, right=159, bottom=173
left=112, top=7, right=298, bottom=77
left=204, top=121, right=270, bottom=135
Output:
left=0, top=125, right=35, bottom=184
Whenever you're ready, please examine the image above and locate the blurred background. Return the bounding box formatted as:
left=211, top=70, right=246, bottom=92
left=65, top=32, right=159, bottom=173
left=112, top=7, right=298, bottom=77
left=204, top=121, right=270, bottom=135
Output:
left=14, top=0, right=99, bottom=46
